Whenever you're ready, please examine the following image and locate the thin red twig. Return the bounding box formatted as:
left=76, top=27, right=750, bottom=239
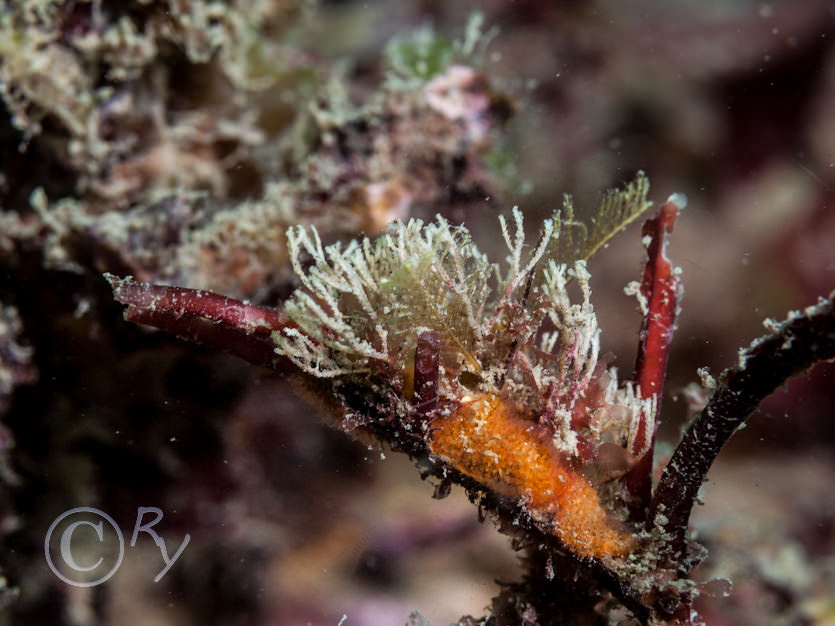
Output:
left=105, top=274, right=295, bottom=372
left=623, top=198, right=684, bottom=519
left=412, top=330, right=441, bottom=423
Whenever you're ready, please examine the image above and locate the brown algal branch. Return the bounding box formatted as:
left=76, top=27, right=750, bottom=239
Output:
left=623, top=198, right=684, bottom=518
left=650, top=291, right=835, bottom=563
left=104, top=273, right=295, bottom=373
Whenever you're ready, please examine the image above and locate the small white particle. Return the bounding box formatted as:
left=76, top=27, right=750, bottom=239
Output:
left=697, top=367, right=716, bottom=391
left=667, top=192, right=687, bottom=209
left=758, top=3, right=774, bottom=18
left=624, top=280, right=648, bottom=315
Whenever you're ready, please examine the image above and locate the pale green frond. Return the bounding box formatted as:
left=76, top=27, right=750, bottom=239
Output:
left=382, top=252, right=488, bottom=373
left=275, top=173, right=652, bottom=388
left=377, top=219, right=492, bottom=372
left=549, top=171, right=652, bottom=267
left=275, top=216, right=493, bottom=376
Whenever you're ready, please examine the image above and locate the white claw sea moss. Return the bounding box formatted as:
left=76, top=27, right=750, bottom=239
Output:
left=273, top=174, right=655, bottom=461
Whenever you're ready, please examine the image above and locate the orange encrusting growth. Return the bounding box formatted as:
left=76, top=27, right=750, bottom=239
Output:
left=429, top=393, right=635, bottom=559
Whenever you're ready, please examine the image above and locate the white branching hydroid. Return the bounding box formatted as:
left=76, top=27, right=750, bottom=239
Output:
left=276, top=214, right=492, bottom=376
left=273, top=173, right=654, bottom=459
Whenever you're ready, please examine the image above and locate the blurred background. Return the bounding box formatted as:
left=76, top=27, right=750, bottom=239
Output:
left=1, top=1, right=834, bottom=624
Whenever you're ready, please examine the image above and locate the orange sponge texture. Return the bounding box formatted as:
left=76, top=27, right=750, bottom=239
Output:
left=429, top=393, right=634, bottom=559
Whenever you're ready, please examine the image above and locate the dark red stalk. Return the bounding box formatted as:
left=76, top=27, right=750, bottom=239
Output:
left=412, top=330, right=441, bottom=423
left=623, top=198, right=684, bottom=519
left=104, top=274, right=295, bottom=373
left=650, top=291, right=835, bottom=565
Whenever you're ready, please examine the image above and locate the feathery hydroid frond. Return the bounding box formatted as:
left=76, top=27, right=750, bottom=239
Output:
left=273, top=173, right=652, bottom=444
left=547, top=170, right=651, bottom=267
left=274, top=216, right=493, bottom=377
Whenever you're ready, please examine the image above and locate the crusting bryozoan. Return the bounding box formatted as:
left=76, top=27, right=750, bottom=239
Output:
left=273, top=173, right=659, bottom=561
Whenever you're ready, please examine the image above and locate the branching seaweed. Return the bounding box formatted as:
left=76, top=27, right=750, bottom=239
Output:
left=275, top=174, right=652, bottom=391
left=276, top=216, right=494, bottom=377
left=651, top=292, right=835, bottom=562
left=102, top=169, right=835, bottom=625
